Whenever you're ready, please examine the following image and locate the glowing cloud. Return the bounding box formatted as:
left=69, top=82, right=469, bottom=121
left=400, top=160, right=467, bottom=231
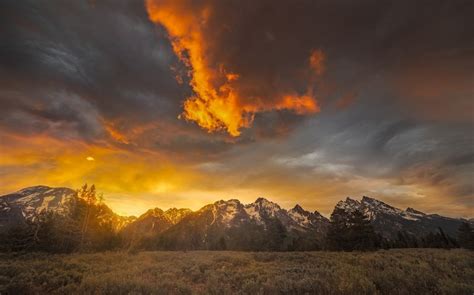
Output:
left=146, top=0, right=321, bottom=136
left=309, top=49, right=325, bottom=76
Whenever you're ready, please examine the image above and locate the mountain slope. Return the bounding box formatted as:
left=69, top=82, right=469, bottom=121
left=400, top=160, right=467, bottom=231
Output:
left=334, top=196, right=468, bottom=239
left=0, top=186, right=76, bottom=220
left=151, top=198, right=330, bottom=250
left=121, top=207, right=192, bottom=238
left=0, top=186, right=134, bottom=232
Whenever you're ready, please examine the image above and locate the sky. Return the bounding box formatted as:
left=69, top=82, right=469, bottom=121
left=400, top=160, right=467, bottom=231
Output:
left=0, top=0, right=473, bottom=217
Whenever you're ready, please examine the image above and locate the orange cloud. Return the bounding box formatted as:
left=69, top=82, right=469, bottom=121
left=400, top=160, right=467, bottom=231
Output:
left=146, top=0, right=321, bottom=136
left=104, top=121, right=130, bottom=144
left=309, top=49, right=325, bottom=76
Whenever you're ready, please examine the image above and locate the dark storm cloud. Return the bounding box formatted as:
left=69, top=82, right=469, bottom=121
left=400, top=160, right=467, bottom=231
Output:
left=0, top=0, right=187, bottom=140
left=370, top=120, right=416, bottom=154
left=2, top=0, right=472, bottom=141
left=144, top=0, right=472, bottom=139
left=178, top=0, right=472, bottom=106
left=0, top=0, right=244, bottom=155
left=0, top=90, right=102, bottom=139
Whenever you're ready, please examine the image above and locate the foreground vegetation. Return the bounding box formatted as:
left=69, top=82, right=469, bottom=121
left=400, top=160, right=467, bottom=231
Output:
left=1, top=249, right=473, bottom=294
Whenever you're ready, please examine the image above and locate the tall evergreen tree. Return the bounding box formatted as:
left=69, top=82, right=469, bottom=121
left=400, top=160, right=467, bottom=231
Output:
left=457, top=222, right=474, bottom=250
left=326, top=208, right=379, bottom=251
left=78, top=184, right=97, bottom=249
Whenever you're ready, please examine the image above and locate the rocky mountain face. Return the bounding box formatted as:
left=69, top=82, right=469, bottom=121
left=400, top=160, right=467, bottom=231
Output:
left=141, top=198, right=330, bottom=250
left=1, top=186, right=471, bottom=250
left=0, top=186, right=75, bottom=220
left=121, top=207, right=192, bottom=238
left=334, top=196, right=467, bottom=239
left=0, top=186, right=134, bottom=232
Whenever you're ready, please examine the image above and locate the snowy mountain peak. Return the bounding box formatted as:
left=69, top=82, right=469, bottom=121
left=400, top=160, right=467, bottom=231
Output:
left=144, top=208, right=164, bottom=217
left=362, top=196, right=392, bottom=208
left=330, top=195, right=471, bottom=239
left=253, top=197, right=281, bottom=211
left=209, top=199, right=245, bottom=226
left=361, top=196, right=401, bottom=215
left=361, top=196, right=381, bottom=204
left=215, top=199, right=241, bottom=207
left=1, top=185, right=77, bottom=219
left=0, top=186, right=135, bottom=231
left=242, top=198, right=284, bottom=222
left=164, top=208, right=192, bottom=224
left=313, top=210, right=326, bottom=219
left=406, top=207, right=425, bottom=215
left=335, top=197, right=360, bottom=211
left=345, top=197, right=360, bottom=205
left=140, top=207, right=192, bottom=225
left=18, top=185, right=52, bottom=194
left=291, top=204, right=305, bottom=214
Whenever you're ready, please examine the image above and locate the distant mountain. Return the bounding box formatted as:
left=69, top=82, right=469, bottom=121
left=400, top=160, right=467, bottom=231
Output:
left=334, top=196, right=468, bottom=239
left=121, top=207, right=192, bottom=238
left=1, top=186, right=471, bottom=251
left=140, top=198, right=330, bottom=250
left=0, top=186, right=134, bottom=232
left=244, top=198, right=329, bottom=233
left=0, top=186, right=76, bottom=219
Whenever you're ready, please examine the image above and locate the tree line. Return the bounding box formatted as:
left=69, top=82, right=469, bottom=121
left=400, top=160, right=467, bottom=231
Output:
left=324, top=207, right=472, bottom=251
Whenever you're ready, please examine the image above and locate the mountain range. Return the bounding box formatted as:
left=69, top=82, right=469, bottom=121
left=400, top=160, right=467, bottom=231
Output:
left=1, top=185, right=472, bottom=250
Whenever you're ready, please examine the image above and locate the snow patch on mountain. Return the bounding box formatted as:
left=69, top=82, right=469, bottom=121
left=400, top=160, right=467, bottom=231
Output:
left=243, top=204, right=261, bottom=222
left=1, top=185, right=76, bottom=220
left=288, top=205, right=310, bottom=226
left=164, top=208, right=192, bottom=224
left=0, top=186, right=136, bottom=231
left=215, top=199, right=241, bottom=225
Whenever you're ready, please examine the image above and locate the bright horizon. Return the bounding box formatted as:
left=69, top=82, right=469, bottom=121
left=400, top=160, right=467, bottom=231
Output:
left=1, top=183, right=472, bottom=220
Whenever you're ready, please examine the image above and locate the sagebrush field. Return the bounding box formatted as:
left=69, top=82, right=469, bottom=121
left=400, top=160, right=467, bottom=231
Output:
left=1, top=249, right=473, bottom=294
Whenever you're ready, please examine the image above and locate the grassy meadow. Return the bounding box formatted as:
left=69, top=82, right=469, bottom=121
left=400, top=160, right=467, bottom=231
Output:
left=0, top=249, right=473, bottom=294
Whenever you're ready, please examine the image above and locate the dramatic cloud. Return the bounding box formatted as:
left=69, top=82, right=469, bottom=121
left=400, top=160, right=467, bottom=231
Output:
left=0, top=0, right=472, bottom=217
left=146, top=0, right=322, bottom=136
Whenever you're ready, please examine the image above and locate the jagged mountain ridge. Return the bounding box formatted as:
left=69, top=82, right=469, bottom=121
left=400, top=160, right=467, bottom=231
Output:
left=168, top=197, right=329, bottom=232
left=123, top=197, right=330, bottom=249
left=147, top=198, right=329, bottom=250
left=335, top=196, right=468, bottom=239
left=121, top=207, right=192, bottom=238
left=0, top=186, right=471, bottom=244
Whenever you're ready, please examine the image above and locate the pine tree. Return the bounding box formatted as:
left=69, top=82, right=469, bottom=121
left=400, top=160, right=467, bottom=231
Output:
left=326, top=208, right=379, bottom=251
left=78, top=184, right=98, bottom=250
left=218, top=236, right=227, bottom=250
left=458, top=222, right=474, bottom=250
left=326, top=207, right=349, bottom=250
left=346, top=209, right=379, bottom=251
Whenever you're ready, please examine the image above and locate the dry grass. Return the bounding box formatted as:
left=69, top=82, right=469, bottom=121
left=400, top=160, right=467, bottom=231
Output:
left=0, top=249, right=473, bottom=294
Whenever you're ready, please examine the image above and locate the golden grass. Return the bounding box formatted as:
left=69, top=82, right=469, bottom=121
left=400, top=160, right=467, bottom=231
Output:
left=1, top=249, right=473, bottom=294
